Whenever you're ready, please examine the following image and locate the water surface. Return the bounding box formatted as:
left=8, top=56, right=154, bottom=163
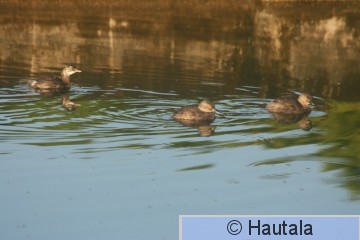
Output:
left=1, top=1, right=360, bottom=240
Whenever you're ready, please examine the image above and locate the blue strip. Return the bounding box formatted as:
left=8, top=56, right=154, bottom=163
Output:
left=180, top=216, right=359, bottom=240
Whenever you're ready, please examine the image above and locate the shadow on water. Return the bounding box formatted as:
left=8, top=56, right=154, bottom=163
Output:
left=0, top=1, right=360, bottom=239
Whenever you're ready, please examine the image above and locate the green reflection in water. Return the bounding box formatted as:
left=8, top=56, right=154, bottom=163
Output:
left=317, top=102, right=360, bottom=200
left=319, top=101, right=360, bottom=162
left=261, top=101, right=360, bottom=199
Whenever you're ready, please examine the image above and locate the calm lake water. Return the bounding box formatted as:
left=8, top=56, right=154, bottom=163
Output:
left=1, top=1, right=360, bottom=239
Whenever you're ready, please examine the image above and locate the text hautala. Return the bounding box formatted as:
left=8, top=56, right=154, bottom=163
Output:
left=248, top=220, right=313, bottom=235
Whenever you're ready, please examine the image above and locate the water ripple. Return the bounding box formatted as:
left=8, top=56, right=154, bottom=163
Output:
left=0, top=84, right=328, bottom=160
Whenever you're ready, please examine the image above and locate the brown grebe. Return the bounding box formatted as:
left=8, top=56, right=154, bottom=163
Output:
left=31, top=65, right=81, bottom=91
left=267, top=93, right=312, bottom=114
left=172, top=99, right=218, bottom=122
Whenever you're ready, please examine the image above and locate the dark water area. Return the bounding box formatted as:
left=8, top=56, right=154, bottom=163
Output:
left=1, top=1, right=360, bottom=240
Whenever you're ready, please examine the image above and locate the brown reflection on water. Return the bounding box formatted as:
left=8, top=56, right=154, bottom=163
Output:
left=255, top=3, right=360, bottom=100
left=1, top=1, right=360, bottom=100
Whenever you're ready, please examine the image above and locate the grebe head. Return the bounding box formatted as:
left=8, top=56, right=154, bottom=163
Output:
left=198, top=99, right=219, bottom=113
left=298, top=93, right=312, bottom=108
left=61, top=65, right=82, bottom=78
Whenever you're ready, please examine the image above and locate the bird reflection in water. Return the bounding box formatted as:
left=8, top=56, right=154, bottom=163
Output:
left=62, top=94, right=80, bottom=111
left=269, top=112, right=312, bottom=131
left=175, top=119, right=216, bottom=137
